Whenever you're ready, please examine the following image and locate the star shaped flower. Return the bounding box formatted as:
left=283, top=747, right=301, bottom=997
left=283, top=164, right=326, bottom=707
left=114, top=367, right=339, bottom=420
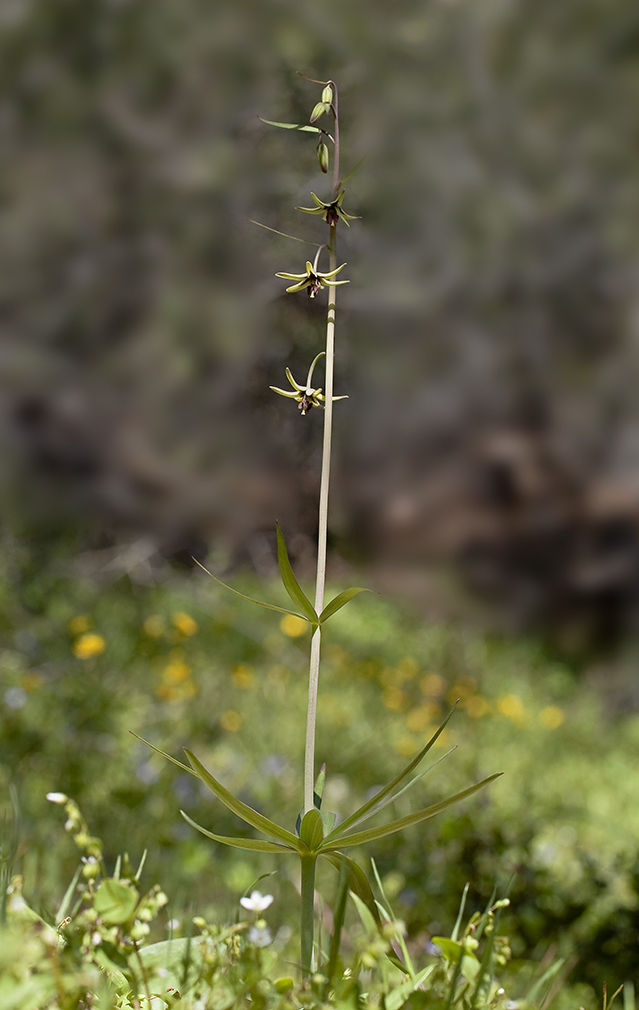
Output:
left=269, top=352, right=348, bottom=415
left=276, top=260, right=349, bottom=298
left=296, top=187, right=360, bottom=228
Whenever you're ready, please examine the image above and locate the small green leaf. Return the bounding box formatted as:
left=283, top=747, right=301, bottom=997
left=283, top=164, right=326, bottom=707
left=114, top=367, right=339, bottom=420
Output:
left=432, top=938, right=480, bottom=983
left=180, top=811, right=293, bottom=853
left=276, top=523, right=318, bottom=625
left=319, top=587, right=371, bottom=624
left=322, top=774, right=502, bottom=851
left=184, top=749, right=303, bottom=851
left=94, top=879, right=138, bottom=925
left=299, top=808, right=324, bottom=850
left=259, top=118, right=321, bottom=133
left=193, top=558, right=308, bottom=621
left=322, top=706, right=460, bottom=842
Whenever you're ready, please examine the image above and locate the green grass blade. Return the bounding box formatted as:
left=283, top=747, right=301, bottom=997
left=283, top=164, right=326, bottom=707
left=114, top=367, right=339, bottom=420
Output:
left=248, top=219, right=316, bottom=245
left=323, top=850, right=382, bottom=927
left=193, top=558, right=308, bottom=621
left=180, top=811, right=293, bottom=853
left=339, top=153, right=369, bottom=187
left=322, top=774, right=502, bottom=850
left=385, top=965, right=437, bottom=1010
left=322, top=706, right=459, bottom=843
left=184, top=749, right=303, bottom=850
left=319, top=587, right=371, bottom=624
left=276, top=523, right=318, bottom=624
left=451, top=883, right=469, bottom=943
left=259, top=118, right=321, bottom=133
left=55, top=863, right=83, bottom=922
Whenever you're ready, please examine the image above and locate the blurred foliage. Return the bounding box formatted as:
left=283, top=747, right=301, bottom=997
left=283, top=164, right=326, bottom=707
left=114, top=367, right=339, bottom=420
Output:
left=3, top=0, right=639, bottom=636
left=2, top=562, right=639, bottom=992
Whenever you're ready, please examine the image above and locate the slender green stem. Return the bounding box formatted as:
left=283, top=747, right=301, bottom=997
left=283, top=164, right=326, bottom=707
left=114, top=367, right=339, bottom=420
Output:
left=303, top=81, right=340, bottom=817
left=300, top=855, right=317, bottom=976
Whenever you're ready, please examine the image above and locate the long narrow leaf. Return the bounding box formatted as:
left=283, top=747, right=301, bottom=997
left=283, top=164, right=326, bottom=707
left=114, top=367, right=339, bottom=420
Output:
left=180, top=811, right=293, bottom=853
left=323, top=851, right=381, bottom=927
left=323, top=706, right=459, bottom=843
left=130, top=732, right=194, bottom=775
left=184, top=749, right=303, bottom=850
left=319, top=587, right=371, bottom=624
left=276, top=523, right=318, bottom=624
left=193, top=558, right=307, bottom=620
left=347, top=748, right=456, bottom=832
left=321, top=774, right=502, bottom=850
left=259, top=118, right=321, bottom=133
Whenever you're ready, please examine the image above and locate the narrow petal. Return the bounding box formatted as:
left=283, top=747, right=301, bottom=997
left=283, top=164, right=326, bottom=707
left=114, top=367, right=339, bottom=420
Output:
left=285, top=367, right=305, bottom=391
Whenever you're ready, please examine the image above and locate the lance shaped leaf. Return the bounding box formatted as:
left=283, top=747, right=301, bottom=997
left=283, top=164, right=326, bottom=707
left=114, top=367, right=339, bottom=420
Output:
left=320, top=774, right=502, bottom=851
left=276, top=523, right=318, bottom=625
left=319, top=586, right=372, bottom=625
left=322, top=705, right=459, bottom=843
left=193, top=557, right=308, bottom=622
left=323, top=850, right=382, bottom=928
left=180, top=811, right=293, bottom=854
left=259, top=118, right=322, bottom=134
left=184, top=748, right=304, bottom=851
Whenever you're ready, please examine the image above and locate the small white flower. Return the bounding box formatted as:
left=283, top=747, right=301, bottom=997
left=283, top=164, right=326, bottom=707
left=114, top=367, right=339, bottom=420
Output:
left=240, top=890, right=274, bottom=912
left=249, top=924, right=273, bottom=947
left=46, top=792, right=68, bottom=804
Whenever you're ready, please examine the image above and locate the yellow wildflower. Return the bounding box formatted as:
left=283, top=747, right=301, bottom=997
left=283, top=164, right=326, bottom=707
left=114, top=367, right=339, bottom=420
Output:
left=465, top=695, right=490, bottom=718
left=497, top=694, right=525, bottom=723
left=220, top=710, right=243, bottom=732
left=172, top=612, right=198, bottom=637
left=143, top=615, right=166, bottom=638
left=420, top=673, right=444, bottom=697
left=68, top=615, right=91, bottom=635
left=540, top=705, right=565, bottom=729
left=382, top=686, right=408, bottom=711
left=73, top=633, right=106, bottom=660
left=232, top=665, right=255, bottom=689
left=280, top=614, right=307, bottom=638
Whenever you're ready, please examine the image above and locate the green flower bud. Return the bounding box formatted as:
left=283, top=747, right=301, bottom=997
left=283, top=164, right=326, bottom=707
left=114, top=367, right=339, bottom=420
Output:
left=317, top=142, right=329, bottom=173
left=321, top=85, right=333, bottom=104
left=309, top=101, right=327, bottom=124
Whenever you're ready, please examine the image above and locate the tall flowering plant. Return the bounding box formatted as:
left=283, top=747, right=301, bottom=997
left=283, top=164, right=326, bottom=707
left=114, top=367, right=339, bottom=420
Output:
left=136, top=78, right=500, bottom=979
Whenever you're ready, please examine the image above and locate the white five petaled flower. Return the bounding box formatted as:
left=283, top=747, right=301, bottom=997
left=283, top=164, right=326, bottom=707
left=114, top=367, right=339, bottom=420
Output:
left=240, top=890, right=274, bottom=912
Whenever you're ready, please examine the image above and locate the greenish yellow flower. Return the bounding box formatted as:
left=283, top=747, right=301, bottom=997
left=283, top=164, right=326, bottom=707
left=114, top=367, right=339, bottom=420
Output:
left=276, top=259, right=348, bottom=298
left=296, top=187, right=360, bottom=228
left=269, top=352, right=348, bottom=415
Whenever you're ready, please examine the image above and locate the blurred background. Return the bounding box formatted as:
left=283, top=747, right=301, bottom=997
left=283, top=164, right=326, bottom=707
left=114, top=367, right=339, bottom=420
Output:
left=4, top=0, right=639, bottom=648
left=4, top=0, right=639, bottom=995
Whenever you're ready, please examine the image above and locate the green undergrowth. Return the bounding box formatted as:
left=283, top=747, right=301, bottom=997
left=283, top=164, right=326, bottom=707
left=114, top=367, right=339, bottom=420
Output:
left=1, top=563, right=638, bottom=993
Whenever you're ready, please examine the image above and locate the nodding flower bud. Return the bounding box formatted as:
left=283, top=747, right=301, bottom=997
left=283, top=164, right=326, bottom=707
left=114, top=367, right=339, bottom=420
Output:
left=321, top=85, right=333, bottom=104
left=309, top=101, right=328, bottom=124
left=317, top=142, right=330, bottom=173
